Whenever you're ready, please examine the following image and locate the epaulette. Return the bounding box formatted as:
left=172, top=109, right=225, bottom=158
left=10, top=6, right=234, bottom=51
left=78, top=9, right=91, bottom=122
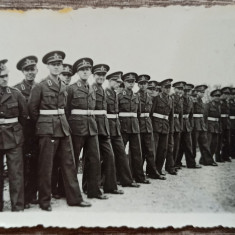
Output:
left=39, top=78, right=48, bottom=84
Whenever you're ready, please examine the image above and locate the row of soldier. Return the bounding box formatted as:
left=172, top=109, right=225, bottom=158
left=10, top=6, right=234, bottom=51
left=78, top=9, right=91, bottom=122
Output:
left=0, top=51, right=234, bottom=212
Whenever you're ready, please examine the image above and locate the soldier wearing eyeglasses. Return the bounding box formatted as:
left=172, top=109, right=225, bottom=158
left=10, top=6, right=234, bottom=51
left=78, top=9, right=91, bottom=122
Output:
left=0, top=59, right=28, bottom=211
left=205, top=89, right=221, bottom=161
left=118, top=73, right=150, bottom=184
left=28, top=51, right=91, bottom=211
left=136, top=75, right=165, bottom=180
left=150, top=79, right=174, bottom=176
left=14, top=56, right=39, bottom=208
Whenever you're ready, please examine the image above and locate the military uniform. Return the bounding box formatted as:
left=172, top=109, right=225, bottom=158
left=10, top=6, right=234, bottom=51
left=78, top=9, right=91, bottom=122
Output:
left=191, top=85, right=216, bottom=166
left=219, top=87, right=231, bottom=162
left=136, top=75, right=164, bottom=179
left=118, top=73, right=147, bottom=183
left=28, top=51, right=84, bottom=210
left=229, top=88, right=235, bottom=159
left=165, top=82, right=184, bottom=174
left=105, top=71, right=135, bottom=186
left=0, top=59, right=28, bottom=211
left=205, top=89, right=221, bottom=160
left=151, top=79, right=174, bottom=174
left=176, top=84, right=198, bottom=168
left=66, top=58, right=104, bottom=199
left=15, top=56, right=39, bottom=205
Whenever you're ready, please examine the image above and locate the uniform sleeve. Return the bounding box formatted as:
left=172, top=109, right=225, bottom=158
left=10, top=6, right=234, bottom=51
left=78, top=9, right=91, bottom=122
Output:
left=65, top=85, right=73, bottom=119
left=150, top=96, right=157, bottom=117
left=169, top=98, right=174, bottom=133
left=204, top=103, right=209, bottom=127
left=137, top=93, right=141, bottom=117
left=28, top=83, right=41, bottom=122
left=189, top=100, right=194, bottom=131
left=17, top=90, right=28, bottom=126
left=179, top=98, right=183, bottom=131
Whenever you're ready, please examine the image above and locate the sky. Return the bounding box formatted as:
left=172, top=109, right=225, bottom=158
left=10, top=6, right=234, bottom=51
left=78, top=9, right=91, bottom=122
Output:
left=0, top=6, right=235, bottom=90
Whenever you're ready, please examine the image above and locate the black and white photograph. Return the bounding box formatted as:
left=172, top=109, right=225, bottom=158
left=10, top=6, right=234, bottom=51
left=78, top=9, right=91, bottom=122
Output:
left=0, top=3, right=235, bottom=230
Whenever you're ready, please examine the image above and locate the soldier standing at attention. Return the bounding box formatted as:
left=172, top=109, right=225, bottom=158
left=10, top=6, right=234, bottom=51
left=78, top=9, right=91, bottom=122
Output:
left=118, top=73, right=150, bottom=184
left=136, top=75, right=165, bottom=180
left=51, top=63, right=73, bottom=199
left=147, top=80, right=160, bottom=98
left=176, top=84, right=201, bottom=169
left=28, top=51, right=91, bottom=211
left=191, top=85, right=217, bottom=166
left=88, top=64, right=124, bottom=194
left=105, top=71, right=140, bottom=187
left=205, top=89, right=222, bottom=161
left=219, top=87, right=231, bottom=162
left=66, top=58, right=108, bottom=200
left=165, top=81, right=185, bottom=175
left=15, top=56, right=39, bottom=209
left=150, top=79, right=174, bottom=176
left=229, top=87, right=235, bottom=159
left=0, top=59, right=28, bottom=212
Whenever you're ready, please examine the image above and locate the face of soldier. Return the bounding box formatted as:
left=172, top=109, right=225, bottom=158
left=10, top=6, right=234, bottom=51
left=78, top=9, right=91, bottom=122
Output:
left=77, top=67, right=91, bottom=81
left=94, top=72, right=106, bottom=85
left=22, top=65, right=38, bottom=81
left=59, top=73, right=72, bottom=86
left=110, top=80, right=120, bottom=90
left=221, top=93, right=229, bottom=100
left=212, top=95, right=220, bottom=102
left=174, top=87, right=183, bottom=96
left=138, top=81, right=148, bottom=92
left=47, top=61, right=63, bottom=76
left=162, top=85, right=171, bottom=95
left=124, top=80, right=135, bottom=90
left=116, top=87, right=124, bottom=94
left=197, top=91, right=205, bottom=98
left=0, top=71, right=9, bottom=87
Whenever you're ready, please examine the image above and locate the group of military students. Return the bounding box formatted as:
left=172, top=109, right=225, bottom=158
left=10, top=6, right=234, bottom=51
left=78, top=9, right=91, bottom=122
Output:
left=0, top=50, right=234, bottom=212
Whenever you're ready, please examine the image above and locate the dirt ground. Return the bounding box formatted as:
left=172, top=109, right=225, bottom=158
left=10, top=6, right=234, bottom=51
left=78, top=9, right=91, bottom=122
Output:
left=2, top=155, right=235, bottom=213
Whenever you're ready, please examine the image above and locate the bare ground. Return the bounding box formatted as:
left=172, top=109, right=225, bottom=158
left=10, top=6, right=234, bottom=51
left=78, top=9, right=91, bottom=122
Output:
left=2, top=155, right=235, bottom=213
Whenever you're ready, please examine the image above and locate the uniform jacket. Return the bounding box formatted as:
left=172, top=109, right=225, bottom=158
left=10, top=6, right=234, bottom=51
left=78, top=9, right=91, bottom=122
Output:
left=0, top=86, right=28, bottom=149
left=136, top=90, right=153, bottom=133
left=205, top=100, right=221, bottom=133
left=118, top=88, right=140, bottom=134
left=150, top=92, right=174, bottom=134
left=66, top=79, right=98, bottom=136
left=193, top=97, right=207, bottom=131
left=14, top=79, right=35, bottom=103
left=105, top=87, right=121, bottom=136
left=92, top=83, right=110, bottom=136
left=182, top=95, right=194, bottom=132
left=171, top=93, right=183, bottom=133
left=220, top=99, right=231, bottom=130
left=230, top=99, right=235, bottom=130
left=28, top=75, right=70, bottom=137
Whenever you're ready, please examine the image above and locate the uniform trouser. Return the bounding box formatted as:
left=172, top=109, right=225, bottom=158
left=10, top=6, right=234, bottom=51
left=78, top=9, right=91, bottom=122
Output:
left=221, top=129, right=231, bottom=160
left=192, top=131, right=214, bottom=165
left=176, top=132, right=196, bottom=167
left=121, top=133, right=145, bottom=182
left=231, top=129, right=235, bottom=159
left=72, top=135, right=102, bottom=198
left=110, top=135, right=133, bottom=186
left=215, top=133, right=223, bottom=161
left=0, top=145, right=24, bottom=211
left=153, top=132, right=169, bottom=173
left=38, top=136, right=83, bottom=208
left=165, top=133, right=175, bottom=171
left=140, top=133, right=159, bottom=176
left=51, top=155, right=65, bottom=197
left=207, top=132, right=219, bottom=159
left=96, top=135, right=117, bottom=193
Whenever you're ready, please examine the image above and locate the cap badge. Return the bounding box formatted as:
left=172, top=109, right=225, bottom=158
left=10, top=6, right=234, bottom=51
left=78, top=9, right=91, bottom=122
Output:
left=54, top=53, right=60, bottom=60
left=129, top=74, right=134, bottom=79
left=100, top=66, right=105, bottom=72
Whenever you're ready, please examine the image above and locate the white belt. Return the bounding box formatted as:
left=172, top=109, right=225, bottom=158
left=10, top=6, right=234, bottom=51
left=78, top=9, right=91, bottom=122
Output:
left=174, top=114, right=179, bottom=118
left=221, top=114, right=229, bottom=118
left=208, top=117, right=219, bottom=121
left=153, top=113, right=168, bottom=120
left=107, top=114, right=119, bottom=119
left=40, top=109, right=64, bottom=115
left=193, top=114, right=203, bottom=118
left=119, top=112, right=137, bottom=117
left=0, top=117, right=18, bottom=125
left=183, top=114, right=189, bottom=119
left=93, top=110, right=107, bottom=115
left=140, top=113, right=150, bottom=118
left=71, top=109, right=94, bottom=115
left=230, top=116, right=235, bottom=120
